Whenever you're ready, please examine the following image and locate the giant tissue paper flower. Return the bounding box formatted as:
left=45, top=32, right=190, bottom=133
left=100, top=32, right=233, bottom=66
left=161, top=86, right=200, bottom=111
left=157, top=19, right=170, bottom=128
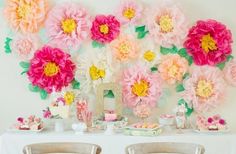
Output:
left=184, top=19, right=233, bottom=66
left=223, top=60, right=236, bottom=86
left=116, top=0, right=142, bottom=25
left=147, top=2, right=188, bottom=47
left=75, top=49, right=113, bottom=93
left=27, top=46, right=76, bottom=93
left=122, top=65, right=162, bottom=108
left=159, top=54, right=189, bottom=84
left=45, top=2, right=90, bottom=51
left=182, top=66, right=225, bottom=112
left=11, top=34, right=40, bottom=60
left=91, top=15, right=120, bottom=44
left=4, top=0, right=48, bottom=33
left=110, top=35, right=139, bottom=62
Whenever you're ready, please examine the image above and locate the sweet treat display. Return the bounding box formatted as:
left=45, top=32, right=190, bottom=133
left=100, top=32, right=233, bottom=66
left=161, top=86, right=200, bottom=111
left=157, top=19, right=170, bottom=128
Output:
left=196, top=115, right=227, bottom=131
left=131, top=122, right=159, bottom=129
left=12, top=115, right=43, bottom=131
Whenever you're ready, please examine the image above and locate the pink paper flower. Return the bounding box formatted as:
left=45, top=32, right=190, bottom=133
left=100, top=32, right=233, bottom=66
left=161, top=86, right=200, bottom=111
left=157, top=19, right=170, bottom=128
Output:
left=27, top=46, right=76, bottom=93
left=116, top=0, right=142, bottom=25
left=11, top=34, right=40, bottom=60
left=45, top=2, right=90, bottom=51
left=158, top=54, right=189, bottom=84
left=110, top=35, right=139, bottom=61
left=121, top=65, right=162, bottom=108
left=184, top=19, right=233, bottom=66
left=147, top=2, right=188, bottom=47
left=4, top=0, right=48, bottom=33
left=182, top=66, right=225, bottom=112
left=91, top=15, right=120, bottom=44
left=223, top=60, right=236, bottom=86
left=43, top=109, right=52, bottom=119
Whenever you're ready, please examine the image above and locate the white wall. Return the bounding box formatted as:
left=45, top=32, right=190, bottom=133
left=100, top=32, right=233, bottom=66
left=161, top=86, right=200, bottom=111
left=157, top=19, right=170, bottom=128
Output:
left=0, top=0, right=236, bottom=134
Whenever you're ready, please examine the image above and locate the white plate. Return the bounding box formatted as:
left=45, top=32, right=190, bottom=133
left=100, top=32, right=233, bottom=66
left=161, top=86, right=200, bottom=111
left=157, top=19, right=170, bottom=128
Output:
left=7, top=127, right=44, bottom=133
left=193, top=128, right=230, bottom=134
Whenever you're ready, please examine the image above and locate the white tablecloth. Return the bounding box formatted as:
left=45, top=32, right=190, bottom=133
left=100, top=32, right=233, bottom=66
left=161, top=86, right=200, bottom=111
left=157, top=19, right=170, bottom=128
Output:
left=1, top=130, right=236, bottom=154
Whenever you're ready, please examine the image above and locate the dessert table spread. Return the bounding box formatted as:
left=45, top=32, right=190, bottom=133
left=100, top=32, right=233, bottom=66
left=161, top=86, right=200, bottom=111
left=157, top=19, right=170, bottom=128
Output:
left=1, top=129, right=236, bottom=154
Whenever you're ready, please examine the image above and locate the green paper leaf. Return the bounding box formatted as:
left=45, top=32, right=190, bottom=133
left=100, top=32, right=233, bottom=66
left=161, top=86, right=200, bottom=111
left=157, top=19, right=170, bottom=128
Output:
left=227, top=55, right=234, bottom=62
left=28, top=84, right=40, bottom=92
left=72, top=79, right=80, bottom=89
left=104, top=90, right=115, bottom=98
left=176, top=84, right=185, bottom=92
left=170, top=45, right=178, bottom=54
left=178, top=48, right=187, bottom=57
left=19, top=61, right=30, bottom=69
left=185, top=56, right=193, bottom=65
left=151, top=66, right=158, bottom=72
left=4, top=37, right=12, bottom=54
left=183, top=73, right=190, bottom=80
left=92, top=41, right=105, bottom=48
left=40, top=89, right=48, bottom=100
left=135, top=25, right=145, bottom=32
left=178, top=99, right=193, bottom=117
left=21, top=70, right=28, bottom=75
left=137, top=31, right=149, bottom=39
left=178, top=99, right=186, bottom=105
left=160, top=46, right=171, bottom=55
left=217, top=62, right=226, bottom=70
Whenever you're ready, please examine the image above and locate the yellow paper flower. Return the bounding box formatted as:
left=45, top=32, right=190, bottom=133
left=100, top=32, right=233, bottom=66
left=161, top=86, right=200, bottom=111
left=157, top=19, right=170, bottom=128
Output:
left=64, top=91, right=75, bottom=105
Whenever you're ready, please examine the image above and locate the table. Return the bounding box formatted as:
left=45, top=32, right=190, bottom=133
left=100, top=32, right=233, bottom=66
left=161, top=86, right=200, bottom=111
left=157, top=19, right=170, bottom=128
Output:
left=1, top=130, right=236, bottom=154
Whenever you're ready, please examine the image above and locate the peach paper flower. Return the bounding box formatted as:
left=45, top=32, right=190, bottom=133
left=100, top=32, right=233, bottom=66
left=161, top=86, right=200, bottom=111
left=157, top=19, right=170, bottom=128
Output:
left=223, top=60, right=236, bottom=86
left=111, top=35, right=139, bottom=62
left=4, top=0, right=48, bottom=33
left=158, top=54, right=189, bottom=84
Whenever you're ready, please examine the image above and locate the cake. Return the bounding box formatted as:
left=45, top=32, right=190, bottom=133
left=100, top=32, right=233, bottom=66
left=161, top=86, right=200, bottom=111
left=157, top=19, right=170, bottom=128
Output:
left=104, top=113, right=117, bottom=121
left=196, top=115, right=227, bottom=131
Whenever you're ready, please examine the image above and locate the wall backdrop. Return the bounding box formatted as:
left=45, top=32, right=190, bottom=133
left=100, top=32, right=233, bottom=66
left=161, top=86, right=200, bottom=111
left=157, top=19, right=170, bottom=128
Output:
left=0, top=0, right=236, bottom=134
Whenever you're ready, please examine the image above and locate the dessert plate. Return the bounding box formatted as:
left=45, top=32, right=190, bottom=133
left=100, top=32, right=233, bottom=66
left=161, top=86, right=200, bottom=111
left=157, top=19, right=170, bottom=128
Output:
left=7, top=127, right=44, bottom=133
left=193, top=128, right=230, bottom=134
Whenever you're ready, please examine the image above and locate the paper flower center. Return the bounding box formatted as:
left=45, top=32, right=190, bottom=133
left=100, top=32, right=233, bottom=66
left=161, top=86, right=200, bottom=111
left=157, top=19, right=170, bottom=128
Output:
left=43, top=62, right=60, bottom=77
left=196, top=79, right=214, bottom=98
left=89, top=65, right=106, bottom=80
left=61, top=19, right=77, bottom=34
left=144, top=50, right=156, bottom=62
left=123, top=8, right=136, bottom=20
left=132, top=80, right=149, bottom=97
left=159, top=15, right=173, bottom=33
left=118, top=42, right=131, bottom=54
left=168, top=64, right=179, bottom=77
left=99, top=24, right=109, bottom=34
left=201, top=34, right=218, bottom=53
left=64, top=91, right=75, bottom=105
left=17, top=4, right=31, bottom=18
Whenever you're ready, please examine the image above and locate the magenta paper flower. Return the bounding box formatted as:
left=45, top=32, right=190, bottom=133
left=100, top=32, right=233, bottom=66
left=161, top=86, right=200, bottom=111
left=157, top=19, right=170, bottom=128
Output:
left=182, top=66, right=225, bottom=112
left=147, top=2, right=188, bottom=47
left=27, top=46, right=76, bottom=93
left=184, top=19, right=233, bottom=66
left=116, top=0, right=142, bottom=25
left=45, top=2, right=90, bottom=51
left=223, top=60, right=236, bottom=86
left=121, top=65, right=162, bottom=108
left=91, top=15, right=120, bottom=44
